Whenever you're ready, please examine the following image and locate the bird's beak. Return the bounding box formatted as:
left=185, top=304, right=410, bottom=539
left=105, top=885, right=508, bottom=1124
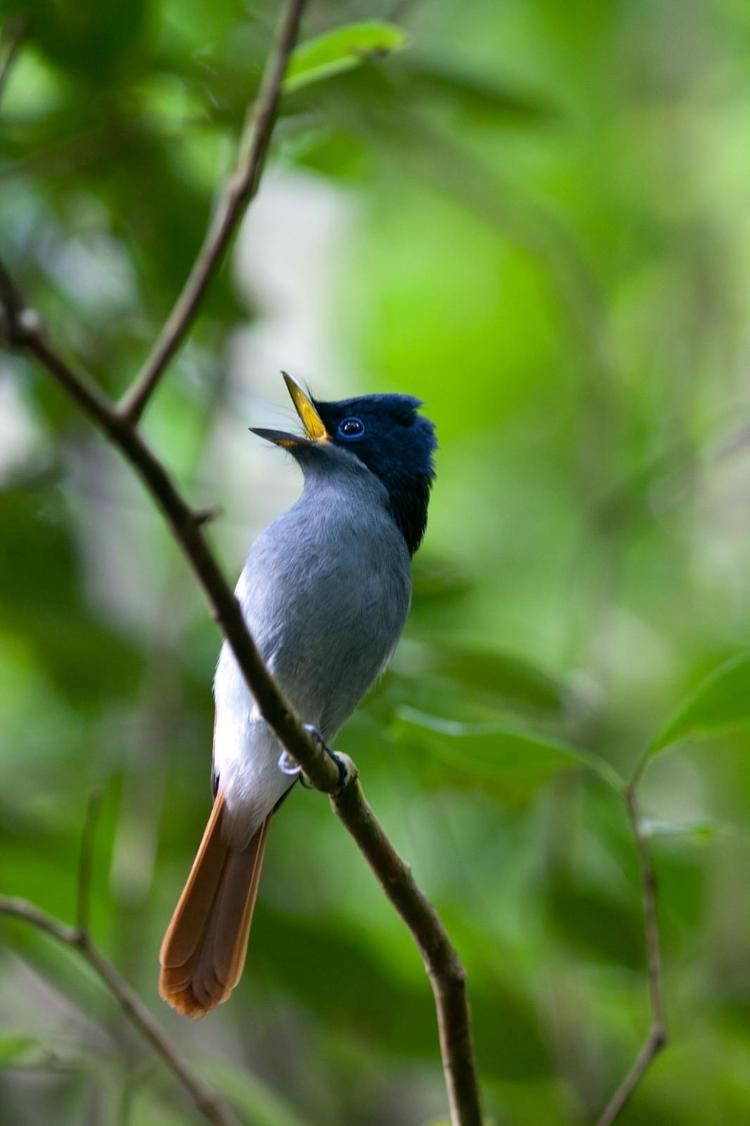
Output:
left=250, top=372, right=328, bottom=448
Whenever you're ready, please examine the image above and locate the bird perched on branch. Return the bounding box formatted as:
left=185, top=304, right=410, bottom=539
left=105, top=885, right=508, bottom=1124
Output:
left=159, top=372, right=437, bottom=1017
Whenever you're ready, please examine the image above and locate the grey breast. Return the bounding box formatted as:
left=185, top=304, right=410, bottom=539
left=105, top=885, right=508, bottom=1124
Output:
left=238, top=465, right=411, bottom=740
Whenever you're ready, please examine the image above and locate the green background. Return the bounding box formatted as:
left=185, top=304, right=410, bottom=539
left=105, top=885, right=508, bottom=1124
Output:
left=3, top=1, right=750, bottom=1123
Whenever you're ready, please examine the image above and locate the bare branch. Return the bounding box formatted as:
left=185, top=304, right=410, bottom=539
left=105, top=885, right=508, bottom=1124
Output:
left=117, top=0, right=306, bottom=425
left=333, top=762, right=482, bottom=1125
left=42, top=346, right=343, bottom=788
left=595, top=787, right=667, bottom=1126
left=0, top=298, right=483, bottom=1126
left=0, top=3, right=484, bottom=1117
left=0, top=256, right=25, bottom=345
left=0, top=896, right=235, bottom=1126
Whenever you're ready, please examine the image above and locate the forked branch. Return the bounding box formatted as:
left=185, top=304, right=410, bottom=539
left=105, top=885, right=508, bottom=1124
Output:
left=0, top=792, right=235, bottom=1126
left=0, top=284, right=483, bottom=1126
left=0, top=3, right=483, bottom=1119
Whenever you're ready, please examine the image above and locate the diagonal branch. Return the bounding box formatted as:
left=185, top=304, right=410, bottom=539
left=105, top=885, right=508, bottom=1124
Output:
left=3, top=311, right=483, bottom=1126
left=23, top=329, right=342, bottom=795
left=0, top=749, right=236, bottom=1121
left=595, top=786, right=667, bottom=1126
left=0, top=896, right=236, bottom=1126
left=332, top=767, right=482, bottom=1123
left=2, top=782, right=234, bottom=1125
left=116, top=0, right=306, bottom=426
left=0, top=4, right=483, bottom=1117
left=1, top=251, right=483, bottom=1126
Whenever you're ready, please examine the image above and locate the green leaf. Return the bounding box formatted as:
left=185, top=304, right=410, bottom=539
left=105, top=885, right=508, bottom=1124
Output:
left=651, top=652, right=750, bottom=755
left=0, top=1035, right=37, bottom=1067
left=284, top=21, right=407, bottom=94
left=392, top=707, right=623, bottom=792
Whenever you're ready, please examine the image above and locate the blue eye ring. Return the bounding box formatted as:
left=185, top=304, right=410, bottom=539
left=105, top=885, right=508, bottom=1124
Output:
left=337, top=416, right=365, bottom=440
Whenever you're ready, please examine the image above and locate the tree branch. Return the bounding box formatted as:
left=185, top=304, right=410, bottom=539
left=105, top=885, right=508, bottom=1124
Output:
left=116, top=0, right=306, bottom=425
left=0, top=4, right=483, bottom=1116
left=595, top=786, right=667, bottom=1126
left=0, top=893, right=234, bottom=1126
left=0, top=66, right=484, bottom=1123
left=22, top=331, right=342, bottom=795
left=0, top=784, right=236, bottom=1122
left=1, top=307, right=483, bottom=1124
left=332, top=766, right=482, bottom=1124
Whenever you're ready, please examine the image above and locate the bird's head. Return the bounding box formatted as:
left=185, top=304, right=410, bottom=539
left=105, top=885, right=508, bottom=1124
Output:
left=252, top=373, right=437, bottom=555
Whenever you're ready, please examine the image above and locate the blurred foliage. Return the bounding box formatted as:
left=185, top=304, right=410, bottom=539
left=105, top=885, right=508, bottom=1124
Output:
left=3, top=0, right=750, bottom=1124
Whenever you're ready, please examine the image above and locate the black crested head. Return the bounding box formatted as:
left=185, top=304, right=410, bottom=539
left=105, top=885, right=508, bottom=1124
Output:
left=314, top=393, right=437, bottom=556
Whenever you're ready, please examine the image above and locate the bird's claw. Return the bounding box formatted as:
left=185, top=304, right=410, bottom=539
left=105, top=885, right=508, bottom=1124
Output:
left=277, top=727, right=349, bottom=792
left=278, top=748, right=302, bottom=777
left=304, top=724, right=349, bottom=791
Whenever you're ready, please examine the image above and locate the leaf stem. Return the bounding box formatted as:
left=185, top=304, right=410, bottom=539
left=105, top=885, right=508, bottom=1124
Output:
left=595, top=785, right=667, bottom=1125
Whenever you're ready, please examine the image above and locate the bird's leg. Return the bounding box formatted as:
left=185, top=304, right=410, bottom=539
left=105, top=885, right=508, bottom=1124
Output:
left=277, top=726, right=349, bottom=791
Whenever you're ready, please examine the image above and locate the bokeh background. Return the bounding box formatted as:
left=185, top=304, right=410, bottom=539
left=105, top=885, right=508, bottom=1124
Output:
left=3, top=1, right=750, bottom=1123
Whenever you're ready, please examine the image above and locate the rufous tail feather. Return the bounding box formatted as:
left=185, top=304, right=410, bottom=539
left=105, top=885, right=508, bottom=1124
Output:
left=159, top=794, right=269, bottom=1018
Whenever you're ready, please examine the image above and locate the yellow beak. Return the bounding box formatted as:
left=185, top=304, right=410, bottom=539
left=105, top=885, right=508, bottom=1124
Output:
left=250, top=372, right=328, bottom=448
left=282, top=372, right=327, bottom=441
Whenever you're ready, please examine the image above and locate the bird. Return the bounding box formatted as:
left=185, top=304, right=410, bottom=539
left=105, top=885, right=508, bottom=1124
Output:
left=159, top=372, right=437, bottom=1017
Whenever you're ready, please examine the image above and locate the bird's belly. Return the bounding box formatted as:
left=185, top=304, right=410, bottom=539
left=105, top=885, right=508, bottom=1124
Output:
left=249, top=545, right=409, bottom=733
left=213, top=514, right=410, bottom=835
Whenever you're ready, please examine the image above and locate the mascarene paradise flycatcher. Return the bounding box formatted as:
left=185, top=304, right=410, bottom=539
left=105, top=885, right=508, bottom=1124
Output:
left=159, top=373, right=436, bottom=1017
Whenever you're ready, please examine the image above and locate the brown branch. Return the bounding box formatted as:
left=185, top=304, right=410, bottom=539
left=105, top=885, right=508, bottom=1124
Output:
left=0, top=897, right=235, bottom=1124
left=116, top=0, right=306, bottom=425
left=332, top=763, right=482, bottom=1125
left=0, top=783, right=235, bottom=1122
left=0, top=5, right=483, bottom=1117
left=595, top=787, right=667, bottom=1126
left=1, top=305, right=483, bottom=1126
left=0, top=245, right=483, bottom=1126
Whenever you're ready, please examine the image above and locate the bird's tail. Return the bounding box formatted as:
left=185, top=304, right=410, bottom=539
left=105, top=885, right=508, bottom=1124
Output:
left=159, top=793, right=269, bottom=1018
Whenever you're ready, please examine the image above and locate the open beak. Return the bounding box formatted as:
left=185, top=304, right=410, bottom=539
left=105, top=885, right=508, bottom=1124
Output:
left=250, top=372, right=328, bottom=448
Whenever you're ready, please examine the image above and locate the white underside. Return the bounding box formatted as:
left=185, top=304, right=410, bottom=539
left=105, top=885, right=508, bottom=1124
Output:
left=213, top=646, right=300, bottom=845
left=212, top=454, right=411, bottom=847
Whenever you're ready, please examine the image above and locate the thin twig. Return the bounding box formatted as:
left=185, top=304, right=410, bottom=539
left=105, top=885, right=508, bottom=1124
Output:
left=76, top=788, right=103, bottom=934
left=117, top=0, right=306, bottom=425
left=0, top=896, right=235, bottom=1126
left=595, top=787, right=667, bottom=1126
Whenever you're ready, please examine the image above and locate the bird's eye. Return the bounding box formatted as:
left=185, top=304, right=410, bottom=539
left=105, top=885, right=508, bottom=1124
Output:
left=337, top=417, right=365, bottom=440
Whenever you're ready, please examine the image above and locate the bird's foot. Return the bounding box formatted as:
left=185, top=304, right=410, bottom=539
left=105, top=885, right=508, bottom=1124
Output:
left=303, top=724, right=349, bottom=791
left=278, top=748, right=302, bottom=777
left=277, top=726, right=349, bottom=792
